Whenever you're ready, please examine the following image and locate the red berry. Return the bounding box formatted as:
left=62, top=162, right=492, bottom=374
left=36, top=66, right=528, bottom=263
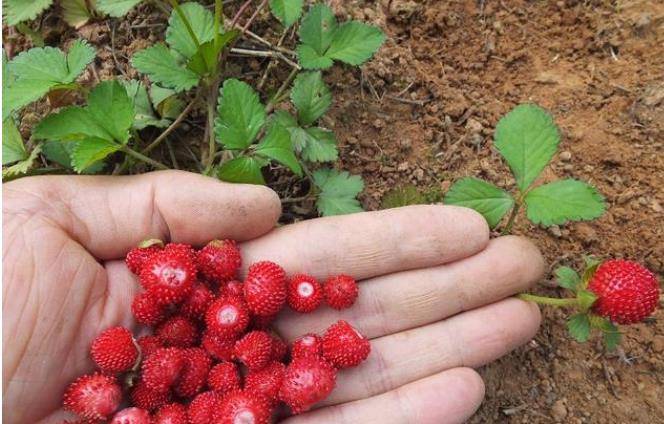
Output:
left=180, top=282, right=215, bottom=320
left=126, top=240, right=163, bottom=274
left=90, top=326, right=138, bottom=373
left=110, top=407, right=151, bottom=424
left=222, top=280, right=244, bottom=298
left=323, top=275, right=359, bottom=310
left=205, top=296, right=250, bottom=339
left=137, top=335, right=163, bottom=359
left=244, top=261, right=287, bottom=316
left=245, top=361, right=286, bottom=402
left=155, top=315, right=199, bottom=347
left=588, top=259, right=660, bottom=324
left=234, top=331, right=273, bottom=371
left=173, top=348, right=211, bottom=398
left=140, top=249, right=196, bottom=304
left=291, top=333, right=322, bottom=360
left=287, top=274, right=323, bottom=313
left=163, top=242, right=196, bottom=261
left=321, top=320, right=371, bottom=368
left=201, top=331, right=235, bottom=361
left=132, top=292, right=167, bottom=326
left=214, top=390, right=272, bottom=424
left=196, top=240, right=241, bottom=282
left=141, top=347, right=185, bottom=393
left=130, top=380, right=172, bottom=411
left=207, top=362, right=241, bottom=394
left=188, top=391, right=223, bottom=424
left=279, top=356, right=336, bottom=414
left=154, top=403, right=187, bottom=424
left=63, top=372, right=122, bottom=420
left=270, top=334, right=288, bottom=362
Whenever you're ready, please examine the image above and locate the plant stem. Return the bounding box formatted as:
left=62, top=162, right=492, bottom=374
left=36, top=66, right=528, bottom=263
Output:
left=266, top=67, right=299, bottom=113
left=121, top=145, right=169, bottom=170
left=517, top=293, right=578, bottom=307
left=142, top=91, right=201, bottom=154
left=502, top=195, right=523, bottom=235
left=167, top=0, right=201, bottom=50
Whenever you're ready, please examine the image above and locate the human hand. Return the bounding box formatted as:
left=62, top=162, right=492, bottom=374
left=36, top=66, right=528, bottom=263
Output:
left=2, top=171, right=543, bottom=424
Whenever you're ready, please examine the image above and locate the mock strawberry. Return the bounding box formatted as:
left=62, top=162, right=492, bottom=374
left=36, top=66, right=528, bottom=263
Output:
left=137, top=335, right=162, bottom=359
left=141, top=347, right=185, bottom=393
left=588, top=259, right=660, bottom=324
left=324, top=275, right=359, bottom=310
left=279, top=356, right=336, bottom=414
left=270, top=334, right=288, bottom=362
left=196, top=239, right=242, bottom=282
left=287, top=274, right=323, bottom=313
left=130, top=380, right=172, bottom=411
left=126, top=239, right=163, bottom=274
left=163, top=242, right=196, bottom=261
left=244, top=261, right=287, bottom=316
left=173, top=347, right=211, bottom=398
left=155, top=315, right=199, bottom=347
left=63, top=372, right=122, bottom=420
left=201, top=331, right=235, bottom=361
left=205, top=296, right=250, bottom=339
left=321, top=320, right=371, bottom=368
left=208, top=361, right=241, bottom=394
left=222, top=280, right=244, bottom=298
left=245, top=361, right=286, bottom=402
left=179, top=282, right=215, bottom=320
left=140, top=249, right=196, bottom=304
left=214, top=390, right=272, bottom=424
left=132, top=292, right=167, bottom=326
left=291, top=333, right=322, bottom=360
left=234, top=331, right=273, bottom=371
left=154, top=403, right=187, bottom=424
left=90, top=326, right=138, bottom=373
left=187, top=391, right=223, bottom=424
left=110, top=407, right=151, bottom=424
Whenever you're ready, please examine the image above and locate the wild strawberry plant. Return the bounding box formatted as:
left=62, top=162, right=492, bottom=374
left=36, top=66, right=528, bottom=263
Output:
left=2, top=1, right=385, bottom=217
left=444, top=104, right=607, bottom=232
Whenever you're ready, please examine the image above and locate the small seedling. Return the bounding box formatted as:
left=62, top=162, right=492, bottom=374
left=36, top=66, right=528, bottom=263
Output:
left=444, top=104, right=606, bottom=232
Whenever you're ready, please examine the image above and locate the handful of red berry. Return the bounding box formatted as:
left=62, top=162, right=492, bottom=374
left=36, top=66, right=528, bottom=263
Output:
left=62, top=239, right=370, bottom=423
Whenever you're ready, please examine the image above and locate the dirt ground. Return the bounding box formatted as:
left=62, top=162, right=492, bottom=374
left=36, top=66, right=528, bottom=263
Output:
left=4, top=0, right=664, bottom=422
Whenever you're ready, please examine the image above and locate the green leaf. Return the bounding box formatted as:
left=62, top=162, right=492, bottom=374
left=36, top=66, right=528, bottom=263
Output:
left=41, top=140, right=105, bottom=173
left=131, top=44, right=200, bottom=92
left=524, top=179, right=606, bottom=226
left=2, top=144, right=41, bottom=178
left=577, top=289, right=598, bottom=312
left=187, top=40, right=218, bottom=76
left=215, top=79, right=266, bottom=149
left=444, top=177, right=515, bottom=229
left=270, top=0, right=303, bottom=28
left=271, top=110, right=299, bottom=129
left=299, top=4, right=337, bottom=55
left=62, top=0, right=93, bottom=28
left=70, top=137, right=120, bottom=173
left=555, top=266, right=581, bottom=291
left=597, top=320, right=621, bottom=351
left=291, top=71, right=332, bottom=125
left=87, top=80, right=134, bottom=144
left=34, top=107, right=109, bottom=141
left=325, top=21, right=385, bottom=66
left=2, top=117, right=27, bottom=165
left=218, top=156, right=266, bottom=185
left=494, top=104, right=560, bottom=191
left=313, top=168, right=364, bottom=216
left=567, top=313, right=591, bottom=343
left=296, top=44, right=333, bottom=70
left=96, top=0, right=142, bottom=17
left=300, top=127, right=338, bottom=162
left=122, top=80, right=170, bottom=130
left=381, top=185, right=426, bottom=209
left=4, top=0, right=53, bottom=25
left=256, top=124, right=302, bottom=176
left=166, top=2, right=215, bottom=59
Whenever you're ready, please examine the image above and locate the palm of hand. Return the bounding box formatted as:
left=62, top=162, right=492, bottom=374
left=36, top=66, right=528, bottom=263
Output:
left=2, top=171, right=543, bottom=424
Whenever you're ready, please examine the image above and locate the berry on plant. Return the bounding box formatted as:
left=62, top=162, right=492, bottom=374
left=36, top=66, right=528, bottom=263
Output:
left=279, top=356, right=337, bottom=414
left=90, top=326, right=138, bottom=373
left=205, top=296, right=251, bottom=339
left=287, top=274, right=323, bottom=313
left=321, top=320, right=371, bottom=368
left=141, top=347, right=185, bottom=394
left=110, top=407, right=151, bottom=424
left=207, top=362, right=241, bottom=394
left=234, top=330, right=273, bottom=371
left=155, top=315, right=199, bottom=347
left=244, top=261, right=287, bottom=316
left=196, top=239, right=242, bottom=282
left=215, top=390, right=273, bottom=424
left=324, top=275, right=359, bottom=310
left=63, top=373, right=122, bottom=420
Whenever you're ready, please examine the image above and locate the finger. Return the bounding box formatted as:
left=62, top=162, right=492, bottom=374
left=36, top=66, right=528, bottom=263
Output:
left=283, top=367, right=484, bottom=424
left=275, top=236, right=544, bottom=339
left=322, top=298, right=540, bottom=406
left=241, top=205, right=489, bottom=280
left=3, top=170, right=281, bottom=259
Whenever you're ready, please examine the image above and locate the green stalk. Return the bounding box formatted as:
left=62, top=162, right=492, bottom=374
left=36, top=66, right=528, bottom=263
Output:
left=121, top=145, right=169, bottom=170
left=517, top=293, right=578, bottom=307
left=167, top=0, right=201, bottom=50
left=214, top=0, right=223, bottom=48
